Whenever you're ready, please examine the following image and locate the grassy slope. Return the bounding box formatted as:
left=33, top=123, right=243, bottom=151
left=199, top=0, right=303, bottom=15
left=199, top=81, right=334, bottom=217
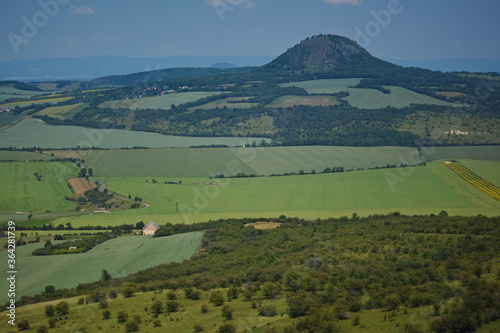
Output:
left=281, top=79, right=457, bottom=108
left=35, top=103, right=88, bottom=119
left=0, top=162, right=77, bottom=214
left=0, top=232, right=203, bottom=304
left=99, top=92, right=222, bottom=110
left=50, top=162, right=500, bottom=227
left=0, top=87, right=48, bottom=103
left=0, top=118, right=269, bottom=149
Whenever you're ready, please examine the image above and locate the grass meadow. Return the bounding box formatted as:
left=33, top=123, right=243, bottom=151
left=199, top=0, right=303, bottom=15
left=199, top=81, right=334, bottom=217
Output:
left=0, top=118, right=268, bottom=149
left=99, top=92, right=222, bottom=110
left=280, top=79, right=458, bottom=109
left=0, top=162, right=78, bottom=214
left=0, top=232, right=203, bottom=304
left=0, top=87, right=49, bottom=103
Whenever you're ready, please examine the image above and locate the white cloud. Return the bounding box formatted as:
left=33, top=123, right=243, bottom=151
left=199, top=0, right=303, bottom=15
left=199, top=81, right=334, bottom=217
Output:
left=205, top=0, right=256, bottom=9
left=322, top=0, right=362, bottom=6
left=68, top=5, right=95, bottom=16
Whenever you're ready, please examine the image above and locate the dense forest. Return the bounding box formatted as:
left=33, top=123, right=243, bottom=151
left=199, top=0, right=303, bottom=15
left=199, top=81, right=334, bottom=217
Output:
left=8, top=214, right=500, bottom=332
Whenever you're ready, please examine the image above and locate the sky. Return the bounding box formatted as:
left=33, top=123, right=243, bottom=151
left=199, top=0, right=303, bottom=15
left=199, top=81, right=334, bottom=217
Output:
left=1, top=0, right=500, bottom=62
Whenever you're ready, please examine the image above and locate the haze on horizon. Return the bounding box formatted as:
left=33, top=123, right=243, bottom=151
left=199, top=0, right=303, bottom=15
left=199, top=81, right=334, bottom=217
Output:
left=0, top=0, right=499, bottom=64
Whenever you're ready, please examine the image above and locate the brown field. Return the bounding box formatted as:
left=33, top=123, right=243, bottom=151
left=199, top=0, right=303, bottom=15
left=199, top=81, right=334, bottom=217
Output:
left=245, top=222, right=282, bottom=230
left=68, top=178, right=95, bottom=196
left=267, top=95, right=339, bottom=108
left=43, top=150, right=88, bottom=159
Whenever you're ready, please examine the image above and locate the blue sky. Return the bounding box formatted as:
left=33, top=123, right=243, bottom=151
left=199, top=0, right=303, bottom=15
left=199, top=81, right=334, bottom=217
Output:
left=1, top=0, right=499, bottom=62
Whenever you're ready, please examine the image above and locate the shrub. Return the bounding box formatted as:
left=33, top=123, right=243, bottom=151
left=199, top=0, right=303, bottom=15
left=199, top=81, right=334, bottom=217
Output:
left=153, top=319, right=162, bottom=327
left=201, top=304, right=209, bottom=314
left=109, top=289, right=118, bottom=299
left=122, top=287, right=136, bottom=298
left=99, top=298, right=108, bottom=309
left=209, top=290, right=225, bottom=306
left=17, top=319, right=30, bottom=330
left=102, top=309, right=111, bottom=320
left=37, top=325, right=48, bottom=333
left=166, top=300, right=179, bottom=313
left=194, top=323, right=204, bottom=332
left=258, top=304, right=277, bottom=317
left=152, top=300, right=163, bottom=314
left=49, top=317, right=57, bottom=328
left=221, top=305, right=233, bottom=320
left=45, top=304, right=54, bottom=317
left=218, top=323, right=236, bottom=333
left=167, top=290, right=177, bottom=300
left=55, top=301, right=69, bottom=315
left=117, top=311, right=128, bottom=323
left=125, top=320, right=139, bottom=332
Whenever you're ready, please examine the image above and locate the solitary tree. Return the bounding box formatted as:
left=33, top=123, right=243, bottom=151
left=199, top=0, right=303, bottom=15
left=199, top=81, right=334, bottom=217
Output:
left=101, top=268, right=112, bottom=281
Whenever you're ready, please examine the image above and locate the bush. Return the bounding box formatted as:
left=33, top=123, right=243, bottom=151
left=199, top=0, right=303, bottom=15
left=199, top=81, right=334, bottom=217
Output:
left=49, top=318, right=57, bottom=328
left=102, top=309, right=111, bottom=320
left=221, top=305, right=233, bottom=320
left=167, top=290, right=177, bottom=300
left=258, top=304, right=277, bottom=317
left=55, top=301, right=69, bottom=315
left=125, top=320, right=139, bottom=332
left=37, top=325, right=49, bottom=333
left=209, top=290, right=225, bottom=306
left=45, top=304, right=54, bottom=317
left=201, top=304, right=209, bottom=314
left=122, top=287, right=136, bottom=298
left=194, top=323, right=204, bottom=332
left=152, top=300, right=163, bottom=314
left=153, top=319, right=162, bottom=327
left=99, top=298, right=108, bottom=309
left=17, top=319, right=30, bottom=330
left=117, top=311, right=128, bottom=323
left=218, top=323, right=236, bottom=333
left=109, top=289, right=118, bottom=299
left=166, top=300, right=179, bottom=313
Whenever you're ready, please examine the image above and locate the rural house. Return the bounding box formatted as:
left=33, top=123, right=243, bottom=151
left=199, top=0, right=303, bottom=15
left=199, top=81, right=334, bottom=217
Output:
left=143, top=221, right=160, bottom=235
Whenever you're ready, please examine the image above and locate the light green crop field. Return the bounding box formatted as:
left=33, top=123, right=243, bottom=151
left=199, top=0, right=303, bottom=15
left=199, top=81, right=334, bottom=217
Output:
left=50, top=162, right=500, bottom=227
left=281, top=79, right=458, bottom=108
left=0, top=87, right=49, bottom=103
left=0, top=232, right=203, bottom=304
left=84, top=145, right=500, bottom=178
left=191, top=96, right=259, bottom=110
left=0, top=118, right=270, bottom=149
left=0, top=161, right=78, bottom=214
left=0, top=151, right=57, bottom=161
left=99, top=92, right=222, bottom=110
left=459, top=160, right=500, bottom=186
left=267, top=95, right=339, bottom=108
left=35, top=103, right=88, bottom=119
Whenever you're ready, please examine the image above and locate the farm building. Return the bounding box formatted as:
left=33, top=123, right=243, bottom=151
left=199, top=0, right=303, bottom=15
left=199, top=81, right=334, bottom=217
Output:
left=143, top=221, right=160, bottom=235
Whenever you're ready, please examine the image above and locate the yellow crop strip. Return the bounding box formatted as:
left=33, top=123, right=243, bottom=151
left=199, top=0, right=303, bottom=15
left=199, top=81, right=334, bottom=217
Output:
left=444, top=162, right=500, bottom=200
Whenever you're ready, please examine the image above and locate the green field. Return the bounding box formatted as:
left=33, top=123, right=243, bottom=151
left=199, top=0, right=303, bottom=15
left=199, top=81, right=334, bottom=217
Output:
left=191, top=96, right=259, bottom=110
left=267, top=95, right=339, bottom=108
left=0, top=232, right=203, bottom=304
left=84, top=145, right=500, bottom=177
left=281, top=79, right=458, bottom=108
left=0, top=118, right=270, bottom=149
left=0, top=161, right=78, bottom=214
left=99, top=92, right=222, bottom=110
left=459, top=159, right=500, bottom=186
left=47, top=161, right=500, bottom=227
left=0, top=87, right=49, bottom=103
left=35, top=103, right=88, bottom=119
left=0, top=151, right=58, bottom=161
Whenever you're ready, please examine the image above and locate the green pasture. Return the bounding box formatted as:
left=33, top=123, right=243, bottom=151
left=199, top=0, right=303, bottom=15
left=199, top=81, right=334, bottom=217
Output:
left=281, top=79, right=458, bottom=108
left=191, top=96, right=258, bottom=110
left=0, top=118, right=269, bottom=149
left=0, top=232, right=203, bottom=304
left=84, top=145, right=500, bottom=178
left=35, top=103, right=88, bottom=119
left=266, top=95, right=339, bottom=108
left=50, top=162, right=500, bottom=227
left=0, top=87, right=48, bottom=103
left=0, top=151, right=57, bottom=161
left=0, top=161, right=77, bottom=214
left=99, top=92, right=222, bottom=110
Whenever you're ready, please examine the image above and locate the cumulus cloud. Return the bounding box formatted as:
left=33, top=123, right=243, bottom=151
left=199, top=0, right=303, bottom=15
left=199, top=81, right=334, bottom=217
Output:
left=68, top=5, right=95, bottom=16
left=322, top=0, right=362, bottom=6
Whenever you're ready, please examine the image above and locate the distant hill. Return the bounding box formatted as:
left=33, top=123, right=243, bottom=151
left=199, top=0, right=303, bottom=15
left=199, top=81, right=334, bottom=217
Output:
left=0, top=80, right=41, bottom=91
left=385, top=57, right=500, bottom=73
left=0, top=55, right=276, bottom=82
left=210, top=63, right=238, bottom=69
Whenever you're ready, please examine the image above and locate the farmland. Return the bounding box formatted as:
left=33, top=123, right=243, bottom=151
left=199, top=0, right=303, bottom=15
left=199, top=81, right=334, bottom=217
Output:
left=445, top=161, right=500, bottom=200
left=0, top=87, right=49, bottom=103
left=191, top=96, right=259, bottom=110
left=68, top=178, right=96, bottom=197
left=35, top=103, right=89, bottom=120
left=0, top=232, right=203, bottom=304
left=0, top=118, right=270, bottom=149
left=83, top=145, right=500, bottom=177
left=0, top=161, right=78, bottom=214
left=266, top=95, right=339, bottom=108
left=280, top=79, right=459, bottom=108
left=47, top=161, right=500, bottom=227
left=0, top=151, right=58, bottom=161
left=99, top=92, right=222, bottom=110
